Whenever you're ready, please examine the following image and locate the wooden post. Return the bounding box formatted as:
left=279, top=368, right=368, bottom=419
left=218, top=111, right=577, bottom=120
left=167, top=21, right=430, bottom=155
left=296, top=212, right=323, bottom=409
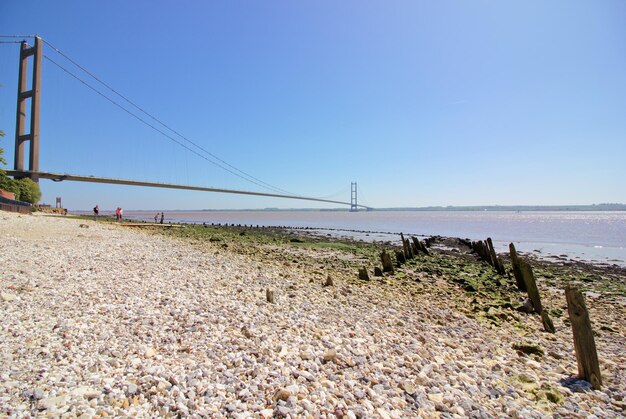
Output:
left=401, top=233, right=412, bottom=260
left=541, top=311, right=556, bottom=334
left=406, top=238, right=414, bottom=258
left=266, top=288, right=275, bottom=304
left=509, top=243, right=527, bottom=291
left=518, top=259, right=543, bottom=314
left=486, top=238, right=505, bottom=275
left=473, top=240, right=490, bottom=264
left=565, top=286, right=602, bottom=389
left=380, top=250, right=394, bottom=273
left=413, top=237, right=429, bottom=255
left=358, top=267, right=370, bottom=281
left=410, top=237, right=419, bottom=256
left=395, top=250, right=406, bottom=265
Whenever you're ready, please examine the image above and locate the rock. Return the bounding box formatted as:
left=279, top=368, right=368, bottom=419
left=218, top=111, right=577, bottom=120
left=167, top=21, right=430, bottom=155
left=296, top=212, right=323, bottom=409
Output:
left=324, top=275, right=334, bottom=287
left=260, top=408, right=274, bottom=418
left=144, top=347, right=156, bottom=358
left=376, top=408, right=392, bottom=419
left=323, top=348, right=337, bottom=363
left=0, top=292, right=17, bottom=302
left=71, top=386, right=100, bottom=399
left=512, top=343, right=544, bottom=356
left=37, top=395, right=68, bottom=410
left=127, top=383, right=138, bottom=395
left=79, top=224, right=89, bottom=228
left=277, top=406, right=291, bottom=416
left=516, top=298, right=534, bottom=313
left=241, top=326, right=253, bottom=338
left=428, top=393, right=444, bottom=403
left=400, top=381, right=416, bottom=395
left=274, top=388, right=291, bottom=402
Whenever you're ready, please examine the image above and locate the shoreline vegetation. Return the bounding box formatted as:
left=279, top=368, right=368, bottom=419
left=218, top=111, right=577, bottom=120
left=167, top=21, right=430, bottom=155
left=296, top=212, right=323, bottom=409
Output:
left=1, top=212, right=625, bottom=417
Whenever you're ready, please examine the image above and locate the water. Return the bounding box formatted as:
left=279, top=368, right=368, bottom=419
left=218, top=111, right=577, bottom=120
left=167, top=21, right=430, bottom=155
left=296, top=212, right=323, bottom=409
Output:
left=123, top=210, right=626, bottom=267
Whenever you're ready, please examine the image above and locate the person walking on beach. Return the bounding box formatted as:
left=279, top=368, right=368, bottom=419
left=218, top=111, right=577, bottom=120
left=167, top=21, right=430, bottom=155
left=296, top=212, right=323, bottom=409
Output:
left=115, top=207, right=120, bottom=221
left=160, top=212, right=165, bottom=224
left=119, top=207, right=123, bottom=221
left=154, top=213, right=159, bottom=223
left=93, top=204, right=99, bottom=221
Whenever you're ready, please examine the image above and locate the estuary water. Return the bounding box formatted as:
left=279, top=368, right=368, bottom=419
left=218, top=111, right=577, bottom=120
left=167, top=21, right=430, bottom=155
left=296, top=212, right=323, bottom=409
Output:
left=124, top=210, right=626, bottom=267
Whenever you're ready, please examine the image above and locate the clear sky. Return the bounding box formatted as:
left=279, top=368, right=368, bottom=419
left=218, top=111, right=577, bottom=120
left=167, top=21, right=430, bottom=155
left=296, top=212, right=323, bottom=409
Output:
left=1, top=1, right=625, bottom=210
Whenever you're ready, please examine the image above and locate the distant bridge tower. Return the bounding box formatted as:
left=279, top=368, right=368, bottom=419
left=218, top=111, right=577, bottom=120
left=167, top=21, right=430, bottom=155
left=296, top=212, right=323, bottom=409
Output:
left=350, top=182, right=358, bottom=212
left=14, top=36, right=42, bottom=183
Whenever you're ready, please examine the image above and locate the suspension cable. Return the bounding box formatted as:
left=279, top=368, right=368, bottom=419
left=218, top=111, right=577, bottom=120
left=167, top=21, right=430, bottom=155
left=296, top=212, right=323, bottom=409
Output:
left=43, top=54, right=297, bottom=195
left=41, top=38, right=297, bottom=196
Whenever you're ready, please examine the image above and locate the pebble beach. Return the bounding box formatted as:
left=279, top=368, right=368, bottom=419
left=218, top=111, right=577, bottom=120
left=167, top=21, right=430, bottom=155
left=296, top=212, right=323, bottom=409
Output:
left=1, top=212, right=625, bottom=418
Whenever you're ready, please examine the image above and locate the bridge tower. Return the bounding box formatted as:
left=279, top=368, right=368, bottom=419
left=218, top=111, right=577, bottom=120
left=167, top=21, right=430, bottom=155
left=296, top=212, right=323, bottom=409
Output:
left=14, top=36, right=42, bottom=183
left=350, top=182, right=358, bottom=212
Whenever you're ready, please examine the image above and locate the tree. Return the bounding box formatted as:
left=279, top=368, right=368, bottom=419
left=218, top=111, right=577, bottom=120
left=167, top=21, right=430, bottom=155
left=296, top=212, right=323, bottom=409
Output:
left=0, top=129, right=13, bottom=192
left=16, top=178, right=41, bottom=204
left=0, top=129, right=42, bottom=203
left=0, top=129, right=6, bottom=167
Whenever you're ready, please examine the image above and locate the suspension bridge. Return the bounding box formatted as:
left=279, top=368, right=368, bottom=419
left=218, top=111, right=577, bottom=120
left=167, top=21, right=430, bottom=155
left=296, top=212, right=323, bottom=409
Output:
left=1, top=35, right=371, bottom=211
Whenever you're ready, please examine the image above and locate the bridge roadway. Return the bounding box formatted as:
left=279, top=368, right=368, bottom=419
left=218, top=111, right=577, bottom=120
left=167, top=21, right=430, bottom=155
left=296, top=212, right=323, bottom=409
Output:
left=6, top=170, right=372, bottom=210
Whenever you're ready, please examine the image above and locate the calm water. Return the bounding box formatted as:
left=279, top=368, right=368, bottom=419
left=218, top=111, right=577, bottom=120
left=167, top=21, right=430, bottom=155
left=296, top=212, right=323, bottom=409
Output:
left=124, top=210, right=626, bottom=267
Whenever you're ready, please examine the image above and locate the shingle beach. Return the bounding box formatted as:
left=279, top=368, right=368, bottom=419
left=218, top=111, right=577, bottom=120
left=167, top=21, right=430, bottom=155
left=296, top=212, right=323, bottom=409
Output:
left=1, top=212, right=624, bottom=418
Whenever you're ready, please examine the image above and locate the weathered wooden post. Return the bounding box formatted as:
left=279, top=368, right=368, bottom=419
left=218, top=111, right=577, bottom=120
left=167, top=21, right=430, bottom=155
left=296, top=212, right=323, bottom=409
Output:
left=518, top=259, right=542, bottom=313
left=395, top=250, right=406, bottom=265
left=509, top=243, right=527, bottom=291
left=486, top=238, right=506, bottom=275
left=380, top=250, right=394, bottom=273
left=410, top=238, right=419, bottom=256
left=358, top=267, right=370, bottom=281
left=518, top=259, right=555, bottom=333
left=405, top=238, right=414, bottom=259
left=266, top=288, right=275, bottom=304
left=400, top=233, right=412, bottom=260
left=565, top=286, right=602, bottom=389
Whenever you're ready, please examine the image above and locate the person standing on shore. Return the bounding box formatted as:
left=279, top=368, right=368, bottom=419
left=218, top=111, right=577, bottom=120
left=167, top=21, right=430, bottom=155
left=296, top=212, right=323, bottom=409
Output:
left=93, top=204, right=99, bottom=221
left=154, top=213, right=159, bottom=223
left=119, top=207, right=123, bottom=222
left=160, top=212, right=164, bottom=224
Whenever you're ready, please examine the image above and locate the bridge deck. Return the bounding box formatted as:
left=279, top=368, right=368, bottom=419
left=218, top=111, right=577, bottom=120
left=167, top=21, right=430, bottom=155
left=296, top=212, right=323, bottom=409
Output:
left=7, top=170, right=371, bottom=210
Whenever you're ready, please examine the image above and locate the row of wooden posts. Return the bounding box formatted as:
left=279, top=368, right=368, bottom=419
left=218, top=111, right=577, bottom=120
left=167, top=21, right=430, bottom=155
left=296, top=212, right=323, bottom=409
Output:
left=358, top=234, right=602, bottom=390
left=473, top=238, right=602, bottom=390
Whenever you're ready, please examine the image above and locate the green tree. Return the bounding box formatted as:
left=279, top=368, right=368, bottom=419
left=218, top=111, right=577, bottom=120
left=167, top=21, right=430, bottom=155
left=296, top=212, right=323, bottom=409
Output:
left=0, top=129, right=6, bottom=167
left=0, top=129, right=42, bottom=203
left=0, top=129, right=13, bottom=192
left=16, top=177, right=41, bottom=204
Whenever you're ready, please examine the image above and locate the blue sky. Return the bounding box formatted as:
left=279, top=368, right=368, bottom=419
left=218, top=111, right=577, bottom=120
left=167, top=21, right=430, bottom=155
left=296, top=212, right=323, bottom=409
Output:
left=1, top=1, right=625, bottom=210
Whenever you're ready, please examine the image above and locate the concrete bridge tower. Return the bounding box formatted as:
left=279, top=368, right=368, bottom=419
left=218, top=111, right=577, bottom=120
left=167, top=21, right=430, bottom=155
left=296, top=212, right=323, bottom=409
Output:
left=14, top=36, right=42, bottom=182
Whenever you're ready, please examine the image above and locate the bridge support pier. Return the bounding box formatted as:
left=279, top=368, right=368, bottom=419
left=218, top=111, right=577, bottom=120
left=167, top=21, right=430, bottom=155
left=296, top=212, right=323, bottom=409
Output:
left=14, top=36, right=42, bottom=183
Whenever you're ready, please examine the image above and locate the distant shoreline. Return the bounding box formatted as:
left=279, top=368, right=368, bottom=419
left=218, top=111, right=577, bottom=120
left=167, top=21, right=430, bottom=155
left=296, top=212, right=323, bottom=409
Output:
left=73, top=204, right=626, bottom=212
